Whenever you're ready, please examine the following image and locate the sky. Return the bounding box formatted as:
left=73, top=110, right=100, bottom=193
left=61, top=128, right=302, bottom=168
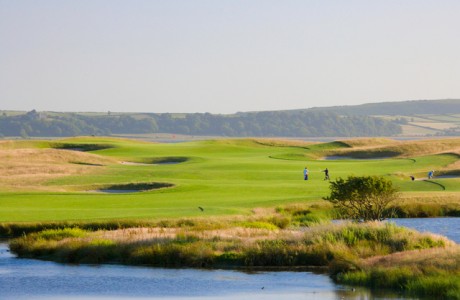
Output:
left=1, top=1, right=460, bottom=114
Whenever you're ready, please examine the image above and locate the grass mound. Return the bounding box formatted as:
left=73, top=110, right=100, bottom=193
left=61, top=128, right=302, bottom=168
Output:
left=332, top=138, right=460, bottom=159
left=252, top=138, right=314, bottom=148
left=340, top=138, right=396, bottom=148
left=0, top=148, right=116, bottom=191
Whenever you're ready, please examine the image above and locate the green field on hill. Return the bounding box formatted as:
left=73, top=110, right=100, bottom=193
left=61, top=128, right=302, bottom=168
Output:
left=0, top=137, right=459, bottom=222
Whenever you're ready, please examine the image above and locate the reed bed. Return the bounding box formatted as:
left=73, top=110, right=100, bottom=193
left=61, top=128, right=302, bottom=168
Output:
left=5, top=204, right=458, bottom=298
left=337, top=246, right=460, bottom=299
left=10, top=221, right=452, bottom=269
left=390, top=194, right=460, bottom=217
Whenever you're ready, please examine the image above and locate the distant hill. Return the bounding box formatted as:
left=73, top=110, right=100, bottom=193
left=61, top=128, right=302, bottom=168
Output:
left=0, top=109, right=400, bottom=138
left=1, top=99, right=459, bottom=138
left=307, top=99, right=460, bottom=116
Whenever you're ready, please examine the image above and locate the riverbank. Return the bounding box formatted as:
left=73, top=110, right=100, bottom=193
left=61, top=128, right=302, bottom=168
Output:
left=8, top=218, right=459, bottom=299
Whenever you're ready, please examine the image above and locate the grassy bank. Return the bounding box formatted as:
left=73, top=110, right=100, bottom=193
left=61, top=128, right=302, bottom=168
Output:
left=0, top=203, right=330, bottom=238
left=9, top=220, right=457, bottom=298
left=389, top=193, right=460, bottom=217
left=336, top=246, right=460, bottom=299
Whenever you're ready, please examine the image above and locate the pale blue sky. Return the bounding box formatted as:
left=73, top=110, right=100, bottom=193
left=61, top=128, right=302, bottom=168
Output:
left=1, top=1, right=460, bottom=113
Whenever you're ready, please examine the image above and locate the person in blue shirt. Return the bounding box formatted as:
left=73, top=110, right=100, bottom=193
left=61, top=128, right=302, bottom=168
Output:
left=303, top=167, right=309, bottom=180
left=428, top=170, right=434, bottom=179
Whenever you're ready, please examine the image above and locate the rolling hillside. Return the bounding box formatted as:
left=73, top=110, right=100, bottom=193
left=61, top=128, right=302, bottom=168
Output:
left=1, top=99, right=459, bottom=138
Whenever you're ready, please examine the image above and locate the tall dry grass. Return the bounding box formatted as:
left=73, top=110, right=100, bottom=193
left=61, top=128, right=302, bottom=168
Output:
left=10, top=221, right=453, bottom=267
left=333, top=138, right=460, bottom=158
left=0, top=148, right=116, bottom=191
left=390, top=193, right=460, bottom=217
left=251, top=138, right=316, bottom=148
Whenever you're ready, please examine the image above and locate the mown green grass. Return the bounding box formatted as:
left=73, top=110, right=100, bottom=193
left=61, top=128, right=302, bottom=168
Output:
left=0, top=137, right=459, bottom=222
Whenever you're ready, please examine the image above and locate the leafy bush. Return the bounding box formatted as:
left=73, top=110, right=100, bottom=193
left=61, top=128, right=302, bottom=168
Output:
left=325, top=176, right=399, bottom=221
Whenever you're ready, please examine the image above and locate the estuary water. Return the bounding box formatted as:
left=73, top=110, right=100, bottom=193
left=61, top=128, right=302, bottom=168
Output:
left=390, top=217, right=460, bottom=243
left=1, top=217, right=458, bottom=300
left=0, top=243, right=378, bottom=300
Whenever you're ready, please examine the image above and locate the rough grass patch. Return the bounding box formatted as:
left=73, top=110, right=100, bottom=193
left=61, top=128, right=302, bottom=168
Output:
left=37, top=228, right=87, bottom=240
left=240, top=221, right=279, bottom=230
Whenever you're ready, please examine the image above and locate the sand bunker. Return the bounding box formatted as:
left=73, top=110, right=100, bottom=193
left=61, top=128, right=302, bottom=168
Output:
left=323, top=156, right=391, bottom=160
left=91, top=182, right=174, bottom=193
left=434, top=175, right=460, bottom=179
left=122, top=156, right=188, bottom=166
left=121, top=161, right=154, bottom=166
left=97, top=189, right=139, bottom=194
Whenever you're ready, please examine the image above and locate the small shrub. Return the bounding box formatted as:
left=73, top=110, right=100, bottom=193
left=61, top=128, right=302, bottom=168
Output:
left=325, top=176, right=399, bottom=221
left=269, top=215, right=291, bottom=229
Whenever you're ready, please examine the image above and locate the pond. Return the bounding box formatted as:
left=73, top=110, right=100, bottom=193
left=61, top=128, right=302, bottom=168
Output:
left=1, top=217, right=457, bottom=300
left=390, top=217, right=460, bottom=243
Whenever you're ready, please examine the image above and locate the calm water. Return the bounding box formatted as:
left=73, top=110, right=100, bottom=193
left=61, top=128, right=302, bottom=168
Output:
left=1, top=217, right=458, bottom=300
left=0, top=244, right=383, bottom=300
left=390, top=217, right=460, bottom=243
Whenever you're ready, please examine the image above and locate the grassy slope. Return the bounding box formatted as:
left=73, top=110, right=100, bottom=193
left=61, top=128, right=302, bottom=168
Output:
left=0, top=137, right=459, bottom=222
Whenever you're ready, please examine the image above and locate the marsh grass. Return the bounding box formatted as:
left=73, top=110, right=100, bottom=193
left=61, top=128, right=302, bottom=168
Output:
left=389, top=194, right=460, bottom=217
left=405, top=276, right=460, bottom=299
left=7, top=211, right=457, bottom=299
left=0, top=220, right=162, bottom=237
left=276, top=202, right=335, bottom=226
left=37, top=228, right=87, bottom=240
left=239, top=221, right=279, bottom=230
left=10, top=222, right=452, bottom=269
left=0, top=213, right=278, bottom=238
left=337, top=246, right=460, bottom=299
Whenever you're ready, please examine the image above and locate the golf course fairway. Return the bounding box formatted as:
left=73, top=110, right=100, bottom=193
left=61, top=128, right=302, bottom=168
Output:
left=0, top=137, right=459, bottom=222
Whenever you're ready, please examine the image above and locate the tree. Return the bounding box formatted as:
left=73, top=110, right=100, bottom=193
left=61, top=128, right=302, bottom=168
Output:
left=324, top=176, right=399, bottom=221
